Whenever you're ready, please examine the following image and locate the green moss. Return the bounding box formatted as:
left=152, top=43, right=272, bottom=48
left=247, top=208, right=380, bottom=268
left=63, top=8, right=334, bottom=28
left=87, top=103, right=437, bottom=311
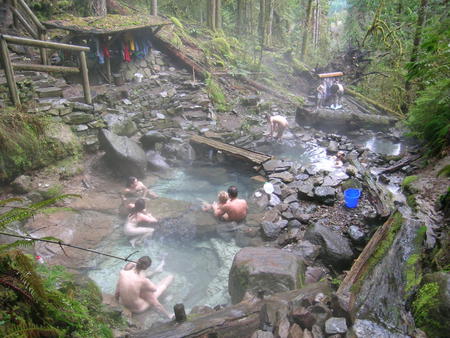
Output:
left=206, top=75, right=228, bottom=112
left=412, top=282, right=446, bottom=337
left=406, top=194, right=418, bottom=211
left=170, top=17, right=184, bottom=29
left=352, top=212, right=403, bottom=294
left=405, top=254, right=422, bottom=294
left=39, top=184, right=64, bottom=200
left=170, top=33, right=183, bottom=49
left=401, top=175, right=419, bottom=193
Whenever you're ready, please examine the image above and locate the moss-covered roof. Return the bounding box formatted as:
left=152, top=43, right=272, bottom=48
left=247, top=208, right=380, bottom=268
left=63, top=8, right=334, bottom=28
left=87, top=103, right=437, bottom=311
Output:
left=44, top=14, right=171, bottom=35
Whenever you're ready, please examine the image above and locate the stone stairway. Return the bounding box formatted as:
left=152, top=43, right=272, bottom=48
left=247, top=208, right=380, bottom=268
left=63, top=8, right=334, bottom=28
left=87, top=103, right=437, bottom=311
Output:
left=1, top=52, right=67, bottom=109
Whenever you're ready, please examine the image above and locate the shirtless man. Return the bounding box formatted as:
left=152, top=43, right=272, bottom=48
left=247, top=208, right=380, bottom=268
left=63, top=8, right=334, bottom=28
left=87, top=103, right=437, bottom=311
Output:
left=215, top=186, right=248, bottom=222
left=124, top=176, right=158, bottom=199
left=329, top=79, right=344, bottom=109
left=266, top=114, right=289, bottom=139
left=115, top=256, right=174, bottom=319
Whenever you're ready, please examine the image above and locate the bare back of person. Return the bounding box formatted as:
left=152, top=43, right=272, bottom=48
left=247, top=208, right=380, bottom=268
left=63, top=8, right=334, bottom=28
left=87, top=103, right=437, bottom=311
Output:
left=117, top=269, right=152, bottom=313
left=220, top=198, right=248, bottom=222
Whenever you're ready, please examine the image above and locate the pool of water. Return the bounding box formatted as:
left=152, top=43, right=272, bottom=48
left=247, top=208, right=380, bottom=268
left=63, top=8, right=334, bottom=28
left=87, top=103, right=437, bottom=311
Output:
left=351, top=135, right=403, bottom=156
left=152, top=163, right=262, bottom=203
left=256, top=141, right=338, bottom=171
left=89, top=234, right=241, bottom=313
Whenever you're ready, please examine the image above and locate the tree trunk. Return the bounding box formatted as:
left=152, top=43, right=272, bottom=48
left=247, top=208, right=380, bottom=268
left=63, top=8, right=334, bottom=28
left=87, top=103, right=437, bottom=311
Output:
left=258, top=0, right=266, bottom=46
left=215, top=0, right=222, bottom=30
left=88, top=0, right=107, bottom=16
left=265, top=0, right=274, bottom=47
left=207, top=0, right=216, bottom=30
left=151, top=0, right=157, bottom=16
left=300, top=0, right=313, bottom=60
left=404, top=0, right=428, bottom=105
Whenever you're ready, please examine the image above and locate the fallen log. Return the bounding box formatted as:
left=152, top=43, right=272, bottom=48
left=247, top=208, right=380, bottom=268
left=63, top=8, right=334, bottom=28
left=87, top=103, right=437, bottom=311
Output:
left=151, top=33, right=209, bottom=79
left=336, top=210, right=400, bottom=309
left=377, top=154, right=421, bottom=175
left=345, top=87, right=404, bottom=119
left=349, top=154, right=394, bottom=219
left=295, top=106, right=397, bottom=132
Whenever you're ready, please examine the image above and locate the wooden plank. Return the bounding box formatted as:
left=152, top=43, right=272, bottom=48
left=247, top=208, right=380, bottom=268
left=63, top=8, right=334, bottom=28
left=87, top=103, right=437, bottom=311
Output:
left=191, top=135, right=272, bottom=165
left=1, top=34, right=90, bottom=52
left=318, top=72, right=344, bottom=78
left=12, top=63, right=80, bottom=73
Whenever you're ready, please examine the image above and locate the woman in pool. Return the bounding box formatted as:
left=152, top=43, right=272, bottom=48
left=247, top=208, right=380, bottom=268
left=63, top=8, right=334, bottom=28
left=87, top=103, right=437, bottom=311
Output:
left=124, top=198, right=157, bottom=247
left=124, top=176, right=158, bottom=199
left=202, top=191, right=229, bottom=220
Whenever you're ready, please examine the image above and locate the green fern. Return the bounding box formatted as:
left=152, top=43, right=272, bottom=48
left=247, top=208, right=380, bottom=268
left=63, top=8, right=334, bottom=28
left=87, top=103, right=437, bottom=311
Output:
left=4, top=323, right=62, bottom=338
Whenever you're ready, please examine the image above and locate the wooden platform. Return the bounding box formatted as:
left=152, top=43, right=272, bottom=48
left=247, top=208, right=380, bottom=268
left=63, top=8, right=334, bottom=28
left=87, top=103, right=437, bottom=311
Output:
left=190, top=135, right=272, bottom=166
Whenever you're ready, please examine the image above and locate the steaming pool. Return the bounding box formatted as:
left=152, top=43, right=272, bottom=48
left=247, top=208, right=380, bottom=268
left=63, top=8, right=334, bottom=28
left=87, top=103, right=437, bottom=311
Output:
left=88, top=133, right=403, bottom=323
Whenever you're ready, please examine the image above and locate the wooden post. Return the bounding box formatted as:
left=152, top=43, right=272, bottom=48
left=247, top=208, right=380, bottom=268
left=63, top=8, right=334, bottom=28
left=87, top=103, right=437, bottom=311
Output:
left=79, top=51, right=92, bottom=104
left=11, top=0, right=20, bottom=29
left=105, top=56, right=112, bottom=83
left=174, top=303, right=187, bottom=322
left=39, top=30, right=48, bottom=65
left=0, top=37, right=20, bottom=106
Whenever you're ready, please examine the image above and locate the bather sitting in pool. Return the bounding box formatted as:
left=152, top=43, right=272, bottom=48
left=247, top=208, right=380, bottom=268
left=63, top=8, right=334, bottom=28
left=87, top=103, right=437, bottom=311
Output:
left=202, top=191, right=229, bottom=219
left=124, top=198, right=157, bottom=247
left=215, top=186, right=248, bottom=222
left=124, top=176, right=158, bottom=199
left=115, top=256, right=174, bottom=319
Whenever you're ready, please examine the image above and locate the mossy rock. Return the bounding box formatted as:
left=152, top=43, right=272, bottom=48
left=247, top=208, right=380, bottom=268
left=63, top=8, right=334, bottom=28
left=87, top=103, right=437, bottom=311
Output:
left=341, top=178, right=363, bottom=191
left=401, top=175, right=419, bottom=194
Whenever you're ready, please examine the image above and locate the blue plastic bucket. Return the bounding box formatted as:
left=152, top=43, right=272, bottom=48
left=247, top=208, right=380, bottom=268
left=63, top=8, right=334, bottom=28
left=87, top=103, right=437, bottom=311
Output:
left=344, top=188, right=361, bottom=208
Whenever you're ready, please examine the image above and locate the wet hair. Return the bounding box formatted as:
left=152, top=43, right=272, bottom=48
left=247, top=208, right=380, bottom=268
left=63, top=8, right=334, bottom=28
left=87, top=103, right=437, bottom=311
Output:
left=218, top=191, right=229, bottom=204
left=129, top=198, right=146, bottom=216
left=136, top=256, right=152, bottom=271
left=127, top=176, right=137, bottom=188
left=227, top=186, right=238, bottom=198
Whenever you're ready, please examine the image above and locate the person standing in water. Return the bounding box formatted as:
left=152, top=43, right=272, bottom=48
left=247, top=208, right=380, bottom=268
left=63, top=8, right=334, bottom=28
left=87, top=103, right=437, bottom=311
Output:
left=266, top=114, right=289, bottom=139
left=115, top=256, right=174, bottom=319
left=124, top=198, right=157, bottom=247
left=316, top=83, right=326, bottom=109
left=215, top=186, right=248, bottom=222
left=124, top=176, right=158, bottom=199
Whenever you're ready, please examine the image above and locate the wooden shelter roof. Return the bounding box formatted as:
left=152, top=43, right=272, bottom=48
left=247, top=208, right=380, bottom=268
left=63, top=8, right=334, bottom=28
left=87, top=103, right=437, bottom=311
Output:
left=43, top=14, right=171, bottom=35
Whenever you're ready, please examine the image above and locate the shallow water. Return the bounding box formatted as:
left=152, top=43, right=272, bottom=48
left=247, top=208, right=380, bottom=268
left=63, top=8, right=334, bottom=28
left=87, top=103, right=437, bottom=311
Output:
left=256, top=141, right=338, bottom=171
left=89, top=234, right=241, bottom=311
left=152, top=163, right=261, bottom=203
left=351, top=135, right=402, bottom=156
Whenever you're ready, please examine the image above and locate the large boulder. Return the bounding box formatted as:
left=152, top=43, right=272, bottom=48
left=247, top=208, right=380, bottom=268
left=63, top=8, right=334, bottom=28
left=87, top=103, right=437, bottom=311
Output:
left=228, top=247, right=306, bottom=304
left=304, top=223, right=354, bottom=270
left=98, top=129, right=147, bottom=178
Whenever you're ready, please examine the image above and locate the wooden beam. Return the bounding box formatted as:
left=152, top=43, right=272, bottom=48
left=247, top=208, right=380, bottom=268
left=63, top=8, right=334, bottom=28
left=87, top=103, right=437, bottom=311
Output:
left=318, top=72, right=343, bottom=78
left=10, top=6, right=38, bottom=39
left=17, top=0, right=46, bottom=32
left=12, top=63, right=80, bottom=73
left=0, top=37, right=21, bottom=106
left=1, top=34, right=90, bottom=52
left=191, top=135, right=272, bottom=165
left=79, top=51, right=92, bottom=104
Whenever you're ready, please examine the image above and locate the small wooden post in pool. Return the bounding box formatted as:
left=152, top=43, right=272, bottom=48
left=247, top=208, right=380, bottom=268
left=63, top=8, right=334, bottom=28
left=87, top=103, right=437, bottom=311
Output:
left=0, top=36, right=21, bottom=106
left=79, top=51, right=92, bottom=104
left=174, top=303, right=187, bottom=322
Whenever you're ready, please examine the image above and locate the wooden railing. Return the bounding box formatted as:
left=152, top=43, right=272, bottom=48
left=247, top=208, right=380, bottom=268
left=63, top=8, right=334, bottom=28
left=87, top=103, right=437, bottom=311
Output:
left=10, top=0, right=49, bottom=65
left=0, top=34, right=91, bottom=106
